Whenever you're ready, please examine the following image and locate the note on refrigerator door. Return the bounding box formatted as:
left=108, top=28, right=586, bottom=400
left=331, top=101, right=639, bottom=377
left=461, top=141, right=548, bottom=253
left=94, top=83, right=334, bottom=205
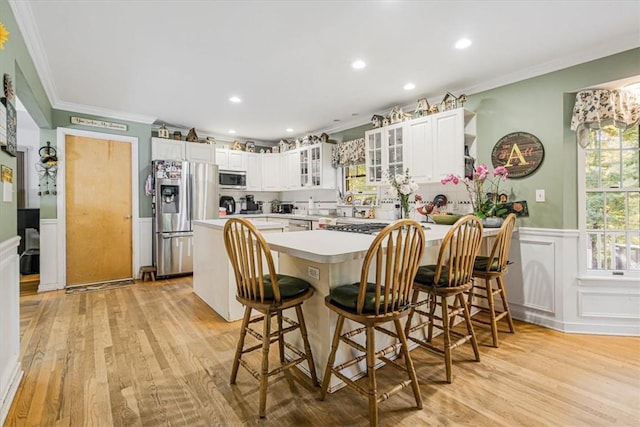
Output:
left=3, top=182, right=11, bottom=202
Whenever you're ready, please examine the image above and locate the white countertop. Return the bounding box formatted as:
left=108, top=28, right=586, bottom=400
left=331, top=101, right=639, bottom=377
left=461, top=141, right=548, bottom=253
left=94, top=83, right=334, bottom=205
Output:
left=262, top=224, right=497, bottom=264
left=193, top=219, right=285, bottom=231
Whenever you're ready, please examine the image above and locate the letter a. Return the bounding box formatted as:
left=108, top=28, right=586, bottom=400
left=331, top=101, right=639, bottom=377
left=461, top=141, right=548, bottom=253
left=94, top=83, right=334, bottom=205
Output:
left=505, top=144, right=529, bottom=167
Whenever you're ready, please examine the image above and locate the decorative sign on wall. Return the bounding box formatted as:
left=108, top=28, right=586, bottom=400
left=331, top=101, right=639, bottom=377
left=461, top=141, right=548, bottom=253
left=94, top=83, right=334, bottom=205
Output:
left=1, top=97, right=17, bottom=157
left=491, top=131, right=544, bottom=179
left=70, top=116, right=128, bottom=131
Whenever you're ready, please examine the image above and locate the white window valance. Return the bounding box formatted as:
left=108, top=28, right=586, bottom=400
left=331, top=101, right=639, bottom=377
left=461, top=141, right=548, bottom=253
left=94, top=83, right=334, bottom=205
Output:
left=331, top=138, right=365, bottom=167
left=571, top=89, right=640, bottom=148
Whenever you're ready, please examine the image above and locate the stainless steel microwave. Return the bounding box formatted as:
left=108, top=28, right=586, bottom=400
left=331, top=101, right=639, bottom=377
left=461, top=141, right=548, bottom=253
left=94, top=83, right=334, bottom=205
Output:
left=219, top=170, right=246, bottom=189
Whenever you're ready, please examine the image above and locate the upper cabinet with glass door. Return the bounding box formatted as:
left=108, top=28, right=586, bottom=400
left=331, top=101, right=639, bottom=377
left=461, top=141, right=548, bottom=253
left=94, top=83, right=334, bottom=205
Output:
left=364, top=122, right=407, bottom=184
left=386, top=122, right=406, bottom=177
left=297, top=143, right=336, bottom=189
left=364, top=129, right=384, bottom=184
left=366, top=108, right=475, bottom=184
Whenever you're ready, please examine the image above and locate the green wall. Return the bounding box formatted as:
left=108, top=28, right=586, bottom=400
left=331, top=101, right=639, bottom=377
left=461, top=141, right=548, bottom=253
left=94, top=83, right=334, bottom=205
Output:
left=329, top=48, right=640, bottom=230
left=466, top=48, right=639, bottom=229
left=0, top=0, right=53, bottom=241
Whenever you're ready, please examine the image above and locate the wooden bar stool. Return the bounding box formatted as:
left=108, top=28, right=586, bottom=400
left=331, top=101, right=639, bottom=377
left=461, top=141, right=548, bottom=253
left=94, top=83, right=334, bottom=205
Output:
left=223, top=218, right=318, bottom=419
left=468, top=213, right=517, bottom=347
left=320, top=219, right=426, bottom=427
left=405, top=215, right=483, bottom=384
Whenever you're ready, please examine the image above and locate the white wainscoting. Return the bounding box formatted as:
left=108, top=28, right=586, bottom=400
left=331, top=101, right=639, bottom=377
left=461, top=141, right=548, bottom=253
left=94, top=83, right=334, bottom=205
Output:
left=137, top=218, right=153, bottom=276
left=37, top=217, right=153, bottom=288
left=505, top=227, right=639, bottom=336
left=0, top=237, right=23, bottom=425
left=39, top=219, right=60, bottom=292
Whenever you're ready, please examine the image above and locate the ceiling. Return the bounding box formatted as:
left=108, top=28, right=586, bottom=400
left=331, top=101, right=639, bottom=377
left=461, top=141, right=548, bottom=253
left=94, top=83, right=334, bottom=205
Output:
left=10, top=0, right=640, bottom=142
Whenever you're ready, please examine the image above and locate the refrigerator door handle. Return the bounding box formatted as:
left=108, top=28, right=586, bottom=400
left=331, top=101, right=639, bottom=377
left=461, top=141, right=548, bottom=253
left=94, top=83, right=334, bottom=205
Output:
left=160, top=232, right=194, bottom=239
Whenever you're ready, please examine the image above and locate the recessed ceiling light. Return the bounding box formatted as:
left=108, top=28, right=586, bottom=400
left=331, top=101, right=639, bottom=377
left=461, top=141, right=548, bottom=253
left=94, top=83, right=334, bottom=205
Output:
left=286, top=128, right=294, bottom=132
left=455, top=38, right=472, bottom=49
left=403, top=82, right=416, bottom=91
left=228, top=129, right=236, bottom=134
left=351, top=60, right=366, bottom=70
left=229, top=96, right=242, bottom=103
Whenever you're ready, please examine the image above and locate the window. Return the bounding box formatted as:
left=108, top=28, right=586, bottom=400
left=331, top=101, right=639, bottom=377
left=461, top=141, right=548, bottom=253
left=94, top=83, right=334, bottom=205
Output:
left=344, top=164, right=376, bottom=193
left=579, top=125, right=639, bottom=276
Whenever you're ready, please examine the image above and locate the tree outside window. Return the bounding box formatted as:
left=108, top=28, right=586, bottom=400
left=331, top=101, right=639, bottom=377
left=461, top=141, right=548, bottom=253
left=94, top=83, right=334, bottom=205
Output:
left=583, top=125, right=639, bottom=272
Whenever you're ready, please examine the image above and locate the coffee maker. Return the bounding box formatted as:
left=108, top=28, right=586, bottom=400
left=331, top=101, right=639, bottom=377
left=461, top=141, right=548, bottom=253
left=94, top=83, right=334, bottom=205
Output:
left=240, top=194, right=262, bottom=214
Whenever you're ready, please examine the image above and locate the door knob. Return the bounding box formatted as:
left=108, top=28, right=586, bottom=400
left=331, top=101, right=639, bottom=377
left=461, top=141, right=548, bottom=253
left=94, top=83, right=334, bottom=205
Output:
left=124, top=214, right=132, bottom=219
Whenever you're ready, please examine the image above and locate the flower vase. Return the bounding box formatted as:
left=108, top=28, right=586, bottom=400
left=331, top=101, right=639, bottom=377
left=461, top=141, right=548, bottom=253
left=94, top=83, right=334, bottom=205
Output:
left=481, top=216, right=504, bottom=228
left=400, top=196, right=410, bottom=219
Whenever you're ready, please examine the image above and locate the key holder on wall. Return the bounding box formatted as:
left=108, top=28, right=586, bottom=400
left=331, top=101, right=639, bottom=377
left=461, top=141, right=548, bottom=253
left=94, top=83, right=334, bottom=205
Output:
left=36, top=141, right=58, bottom=196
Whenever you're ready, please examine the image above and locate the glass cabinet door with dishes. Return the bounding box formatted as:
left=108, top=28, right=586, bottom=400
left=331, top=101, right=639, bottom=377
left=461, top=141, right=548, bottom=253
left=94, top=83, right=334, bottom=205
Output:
left=365, top=129, right=383, bottom=184
left=299, top=148, right=309, bottom=187
left=386, top=123, right=405, bottom=177
left=309, top=144, right=322, bottom=186
left=364, top=123, right=406, bottom=184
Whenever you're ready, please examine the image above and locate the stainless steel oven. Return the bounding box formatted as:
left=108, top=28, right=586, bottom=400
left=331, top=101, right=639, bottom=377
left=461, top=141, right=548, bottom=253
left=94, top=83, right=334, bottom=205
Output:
left=219, top=170, right=246, bottom=189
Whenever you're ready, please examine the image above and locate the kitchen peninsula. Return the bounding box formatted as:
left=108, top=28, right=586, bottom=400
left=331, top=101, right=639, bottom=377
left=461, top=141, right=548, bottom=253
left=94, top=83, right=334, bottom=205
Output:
left=192, top=219, right=285, bottom=322
left=193, top=219, right=502, bottom=392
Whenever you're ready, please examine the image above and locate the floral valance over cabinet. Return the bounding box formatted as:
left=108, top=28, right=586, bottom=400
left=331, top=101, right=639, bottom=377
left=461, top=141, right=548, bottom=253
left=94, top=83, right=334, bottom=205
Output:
left=331, top=138, right=365, bottom=168
left=571, top=89, right=640, bottom=148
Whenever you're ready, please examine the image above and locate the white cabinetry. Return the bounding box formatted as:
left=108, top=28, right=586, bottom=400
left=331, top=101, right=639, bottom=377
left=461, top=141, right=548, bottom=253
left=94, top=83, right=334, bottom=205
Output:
left=285, top=150, right=300, bottom=190
left=151, top=137, right=216, bottom=162
left=364, top=122, right=407, bottom=184
left=365, top=129, right=384, bottom=184
left=385, top=123, right=407, bottom=177
left=215, top=148, right=247, bottom=171
left=185, top=142, right=216, bottom=163
left=298, top=143, right=336, bottom=189
left=407, top=117, right=434, bottom=183
left=245, top=152, right=262, bottom=191
left=432, top=108, right=476, bottom=180
left=151, top=137, right=184, bottom=160
left=261, top=154, right=281, bottom=191
left=365, top=109, right=475, bottom=184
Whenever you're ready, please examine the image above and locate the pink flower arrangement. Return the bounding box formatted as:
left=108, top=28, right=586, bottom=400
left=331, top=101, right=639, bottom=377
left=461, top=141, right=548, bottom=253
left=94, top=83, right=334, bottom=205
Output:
left=441, top=164, right=509, bottom=218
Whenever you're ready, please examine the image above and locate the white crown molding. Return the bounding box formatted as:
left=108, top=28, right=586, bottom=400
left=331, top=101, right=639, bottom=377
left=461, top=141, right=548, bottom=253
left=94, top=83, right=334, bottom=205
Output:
left=55, top=100, right=157, bottom=125
left=459, top=34, right=640, bottom=96
left=9, top=0, right=156, bottom=126
left=317, top=35, right=639, bottom=137
left=9, top=0, right=59, bottom=106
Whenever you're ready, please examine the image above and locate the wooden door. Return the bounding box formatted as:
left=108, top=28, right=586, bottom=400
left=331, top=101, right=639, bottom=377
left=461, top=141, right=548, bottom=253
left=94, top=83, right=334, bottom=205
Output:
left=65, top=135, right=132, bottom=286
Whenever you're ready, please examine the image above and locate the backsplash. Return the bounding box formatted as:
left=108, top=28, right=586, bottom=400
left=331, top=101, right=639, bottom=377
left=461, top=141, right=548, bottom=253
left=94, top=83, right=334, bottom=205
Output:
left=219, top=183, right=475, bottom=217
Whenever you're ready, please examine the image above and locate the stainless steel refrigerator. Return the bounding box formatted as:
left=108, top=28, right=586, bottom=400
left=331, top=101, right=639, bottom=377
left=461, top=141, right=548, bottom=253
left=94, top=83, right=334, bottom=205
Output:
left=152, top=160, right=219, bottom=277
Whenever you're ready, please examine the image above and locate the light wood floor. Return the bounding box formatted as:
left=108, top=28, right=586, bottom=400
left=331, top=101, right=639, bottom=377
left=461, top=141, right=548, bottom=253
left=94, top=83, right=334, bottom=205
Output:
left=5, top=277, right=640, bottom=427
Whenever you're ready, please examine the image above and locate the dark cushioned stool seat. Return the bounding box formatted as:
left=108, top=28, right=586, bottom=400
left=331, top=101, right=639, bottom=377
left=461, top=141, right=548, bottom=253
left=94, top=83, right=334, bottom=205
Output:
left=330, top=282, right=384, bottom=313
left=473, top=255, right=501, bottom=272
left=415, top=265, right=467, bottom=288
left=261, top=274, right=311, bottom=300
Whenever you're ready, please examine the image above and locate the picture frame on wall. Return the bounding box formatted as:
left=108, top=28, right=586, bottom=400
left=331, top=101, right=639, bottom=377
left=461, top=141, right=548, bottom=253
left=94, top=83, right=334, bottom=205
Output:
left=1, top=97, right=17, bottom=157
left=0, top=101, right=6, bottom=146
